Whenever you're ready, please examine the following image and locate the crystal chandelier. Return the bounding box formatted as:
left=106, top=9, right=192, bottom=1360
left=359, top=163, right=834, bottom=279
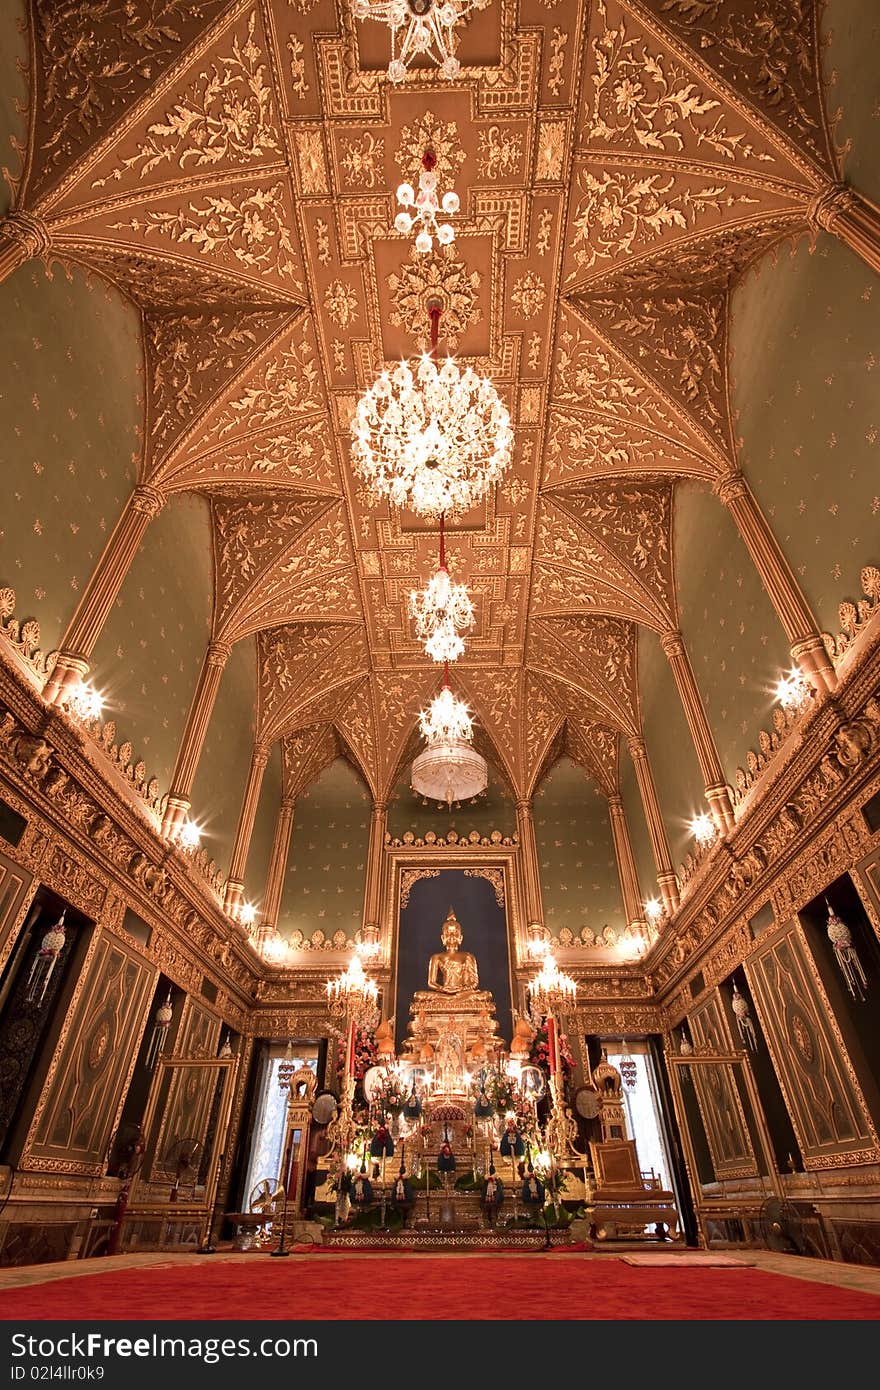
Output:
left=410, top=514, right=475, bottom=663
left=411, top=679, right=487, bottom=806
left=351, top=303, right=511, bottom=517
left=396, top=149, right=459, bottom=253
left=326, top=951, right=380, bottom=1026
left=352, top=0, right=490, bottom=84
left=528, top=951, right=577, bottom=1019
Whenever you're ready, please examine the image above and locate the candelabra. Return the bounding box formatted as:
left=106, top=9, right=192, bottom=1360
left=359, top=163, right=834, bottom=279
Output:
left=326, top=954, right=380, bottom=1160
left=527, top=952, right=578, bottom=1159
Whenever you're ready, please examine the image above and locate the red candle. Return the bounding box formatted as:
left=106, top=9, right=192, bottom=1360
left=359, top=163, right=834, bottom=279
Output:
left=546, top=1015, right=559, bottom=1075
left=347, top=1018, right=357, bottom=1079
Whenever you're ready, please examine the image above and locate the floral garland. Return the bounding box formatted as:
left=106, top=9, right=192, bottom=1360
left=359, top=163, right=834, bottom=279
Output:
left=529, top=1023, right=574, bottom=1079
left=338, top=1025, right=379, bottom=1080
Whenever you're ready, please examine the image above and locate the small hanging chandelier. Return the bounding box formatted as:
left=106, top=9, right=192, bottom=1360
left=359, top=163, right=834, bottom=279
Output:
left=826, top=901, right=868, bottom=1000
left=411, top=677, right=487, bottom=807
left=410, top=514, right=474, bottom=663
left=351, top=301, right=511, bottom=518
left=396, top=149, right=459, bottom=253
left=146, top=991, right=173, bottom=1069
left=352, top=0, right=490, bottom=84
left=26, top=911, right=67, bottom=1006
left=731, top=983, right=758, bottom=1051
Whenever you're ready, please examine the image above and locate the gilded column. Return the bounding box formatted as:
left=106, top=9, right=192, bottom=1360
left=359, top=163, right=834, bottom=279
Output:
left=606, top=793, right=644, bottom=929
left=716, top=473, right=836, bottom=695
left=361, top=801, right=388, bottom=937
left=516, top=799, right=545, bottom=929
left=259, top=796, right=295, bottom=936
left=809, top=182, right=880, bottom=277
left=43, top=485, right=166, bottom=706
left=161, top=639, right=231, bottom=838
left=660, top=629, right=736, bottom=834
left=223, top=741, right=271, bottom=916
left=0, top=210, right=51, bottom=284
left=626, top=736, right=679, bottom=914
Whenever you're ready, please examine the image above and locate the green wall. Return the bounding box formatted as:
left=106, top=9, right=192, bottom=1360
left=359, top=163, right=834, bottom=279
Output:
left=730, top=237, right=880, bottom=635
left=824, top=0, right=880, bottom=205
left=674, top=481, right=792, bottom=777
left=279, top=758, right=370, bottom=947
left=638, top=626, right=705, bottom=868
left=387, top=764, right=516, bottom=840
left=534, top=757, right=625, bottom=940
left=89, top=494, right=213, bottom=790
left=0, top=262, right=142, bottom=647
left=247, top=739, right=282, bottom=917
left=0, top=1, right=27, bottom=218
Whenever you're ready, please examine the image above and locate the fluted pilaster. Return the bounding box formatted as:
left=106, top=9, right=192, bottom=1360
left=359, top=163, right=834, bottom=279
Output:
left=161, top=640, right=231, bottom=837
left=224, top=742, right=271, bottom=915
left=516, top=799, right=544, bottom=928
left=361, top=801, right=388, bottom=937
left=627, top=736, right=679, bottom=914
left=43, top=485, right=166, bottom=707
left=0, top=210, right=51, bottom=284
left=660, top=629, right=735, bottom=834
left=259, top=797, right=295, bottom=934
left=716, top=473, right=836, bottom=695
left=809, top=181, right=880, bottom=276
left=606, top=793, right=644, bottom=928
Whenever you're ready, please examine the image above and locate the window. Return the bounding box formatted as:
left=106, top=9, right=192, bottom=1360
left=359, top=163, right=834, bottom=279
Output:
left=242, top=1043, right=319, bottom=1204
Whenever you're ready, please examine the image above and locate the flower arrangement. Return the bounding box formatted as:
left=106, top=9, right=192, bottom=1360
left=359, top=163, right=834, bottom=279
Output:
left=529, top=1024, right=574, bottom=1080
left=338, top=1025, right=379, bottom=1080
left=374, top=1071, right=408, bottom=1112
left=482, top=1066, right=517, bottom=1115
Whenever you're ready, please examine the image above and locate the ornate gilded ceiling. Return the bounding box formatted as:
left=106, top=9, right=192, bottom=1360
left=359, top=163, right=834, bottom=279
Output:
left=9, top=0, right=845, bottom=802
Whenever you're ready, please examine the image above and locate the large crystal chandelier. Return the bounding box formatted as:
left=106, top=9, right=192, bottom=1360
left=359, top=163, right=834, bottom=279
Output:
left=411, top=678, right=487, bottom=806
left=352, top=0, right=490, bottom=84
left=351, top=302, right=511, bottom=518
left=410, top=513, right=474, bottom=663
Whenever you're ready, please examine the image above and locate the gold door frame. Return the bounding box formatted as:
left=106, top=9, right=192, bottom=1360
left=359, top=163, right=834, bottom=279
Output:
left=382, top=845, right=525, bottom=1030
left=127, top=1053, right=239, bottom=1245
left=666, top=1048, right=782, bottom=1248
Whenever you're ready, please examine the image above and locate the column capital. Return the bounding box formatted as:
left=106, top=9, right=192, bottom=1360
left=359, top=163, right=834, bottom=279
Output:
left=807, top=180, right=857, bottom=233
left=1, top=208, right=52, bottom=258
left=515, top=798, right=532, bottom=815
left=371, top=801, right=388, bottom=816
left=606, top=792, right=623, bottom=814
left=253, top=741, right=271, bottom=768
left=280, top=795, right=296, bottom=814
left=660, top=628, right=685, bottom=660
left=131, top=484, right=166, bottom=518
left=627, top=735, right=647, bottom=761
left=206, top=640, right=231, bottom=667
left=715, top=471, right=747, bottom=507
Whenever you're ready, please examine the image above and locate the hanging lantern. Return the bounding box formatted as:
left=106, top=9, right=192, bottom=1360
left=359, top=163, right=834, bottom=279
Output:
left=618, top=1041, right=638, bottom=1091
left=146, top=991, right=173, bottom=1069
left=731, top=983, right=758, bottom=1052
left=826, top=902, right=868, bottom=1001
left=26, top=911, right=67, bottom=1006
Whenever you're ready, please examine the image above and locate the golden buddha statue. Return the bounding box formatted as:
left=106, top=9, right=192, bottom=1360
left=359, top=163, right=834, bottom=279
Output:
left=427, top=908, right=480, bottom=995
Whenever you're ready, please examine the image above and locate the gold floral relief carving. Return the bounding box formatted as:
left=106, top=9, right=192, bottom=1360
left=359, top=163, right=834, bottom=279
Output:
left=287, top=35, right=309, bottom=101
left=586, top=0, right=776, bottom=165
left=340, top=132, right=385, bottom=188
left=200, top=319, right=324, bottom=442
left=544, top=409, right=665, bottom=485
left=90, top=13, right=281, bottom=189
left=463, top=867, right=506, bottom=907
left=822, top=567, right=880, bottom=667
left=394, top=112, right=465, bottom=186
left=477, top=125, right=524, bottom=180
left=536, top=120, right=566, bottom=182
left=510, top=271, right=547, bottom=319
left=33, top=0, right=232, bottom=180
left=336, top=681, right=378, bottom=788
left=569, top=168, right=759, bottom=273
left=649, top=0, right=829, bottom=167
left=400, top=867, right=441, bottom=909
left=212, top=494, right=327, bottom=634
left=0, top=588, right=55, bottom=680
left=294, top=128, right=328, bottom=193
left=523, top=677, right=563, bottom=789
left=388, top=247, right=482, bottom=350
left=534, top=614, right=638, bottom=730
left=553, top=314, right=674, bottom=428
left=566, top=716, right=619, bottom=795
left=257, top=623, right=350, bottom=723
left=324, top=279, right=360, bottom=328
left=282, top=724, right=337, bottom=800
left=109, top=182, right=301, bottom=284
left=557, top=480, right=675, bottom=615
left=174, top=416, right=336, bottom=492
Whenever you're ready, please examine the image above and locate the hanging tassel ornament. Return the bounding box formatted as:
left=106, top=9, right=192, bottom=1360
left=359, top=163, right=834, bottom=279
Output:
left=26, top=911, right=67, bottom=1006
left=731, top=984, right=758, bottom=1051
left=826, top=901, right=868, bottom=1000
left=146, top=991, right=173, bottom=1069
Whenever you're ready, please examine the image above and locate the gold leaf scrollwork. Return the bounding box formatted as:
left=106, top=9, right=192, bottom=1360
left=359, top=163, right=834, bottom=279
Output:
left=463, top=867, right=505, bottom=908
left=400, top=868, right=440, bottom=909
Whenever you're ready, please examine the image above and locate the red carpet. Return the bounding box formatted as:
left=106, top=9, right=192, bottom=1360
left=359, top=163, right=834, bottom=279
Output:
left=3, top=1256, right=880, bottom=1320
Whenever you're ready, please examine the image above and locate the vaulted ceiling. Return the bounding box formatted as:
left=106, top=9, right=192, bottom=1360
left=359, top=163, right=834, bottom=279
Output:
left=4, top=0, right=852, bottom=805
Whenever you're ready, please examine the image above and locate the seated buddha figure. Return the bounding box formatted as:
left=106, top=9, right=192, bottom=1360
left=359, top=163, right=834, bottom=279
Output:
left=427, top=908, right=479, bottom=995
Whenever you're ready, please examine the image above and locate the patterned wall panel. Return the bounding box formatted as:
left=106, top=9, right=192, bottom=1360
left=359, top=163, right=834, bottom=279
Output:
left=0, top=844, right=36, bottom=965
left=638, top=627, right=705, bottom=860
left=190, top=635, right=261, bottom=873
left=855, top=843, right=880, bottom=941
left=388, top=765, right=516, bottom=839
left=175, top=996, right=222, bottom=1061
left=279, top=758, right=369, bottom=949
left=688, top=992, right=758, bottom=1179
left=25, top=932, right=157, bottom=1173
left=746, top=922, right=880, bottom=1168
left=534, top=756, right=626, bottom=943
